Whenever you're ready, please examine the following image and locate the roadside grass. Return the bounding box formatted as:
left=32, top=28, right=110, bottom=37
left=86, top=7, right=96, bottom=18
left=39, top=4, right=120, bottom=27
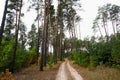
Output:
left=72, top=64, right=120, bottom=80
left=13, top=61, right=62, bottom=80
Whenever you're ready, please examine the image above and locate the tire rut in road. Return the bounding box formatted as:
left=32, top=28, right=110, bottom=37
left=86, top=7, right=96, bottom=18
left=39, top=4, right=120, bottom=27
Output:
left=67, top=60, right=83, bottom=80
left=64, top=61, right=74, bottom=80
left=56, top=59, right=83, bottom=80
left=56, top=62, right=67, bottom=80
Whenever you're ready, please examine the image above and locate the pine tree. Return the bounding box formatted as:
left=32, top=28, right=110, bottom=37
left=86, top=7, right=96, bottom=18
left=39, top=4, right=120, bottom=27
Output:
left=0, top=0, right=9, bottom=44
left=11, top=0, right=23, bottom=73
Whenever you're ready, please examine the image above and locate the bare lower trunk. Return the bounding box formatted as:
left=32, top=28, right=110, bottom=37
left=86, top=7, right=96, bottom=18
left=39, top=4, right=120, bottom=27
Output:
left=40, top=0, right=48, bottom=71
left=60, top=26, right=63, bottom=61
left=53, top=24, right=58, bottom=64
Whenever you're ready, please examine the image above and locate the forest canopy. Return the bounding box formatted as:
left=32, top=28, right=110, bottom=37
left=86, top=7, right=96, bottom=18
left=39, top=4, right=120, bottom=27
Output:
left=0, top=0, right=120, bottom=73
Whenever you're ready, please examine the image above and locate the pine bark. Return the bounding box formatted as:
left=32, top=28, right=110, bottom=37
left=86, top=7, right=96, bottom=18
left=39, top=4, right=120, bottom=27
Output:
left=40, top=0, right=47, bottom=71
left=12, top=0, right=22, bottom=73
left=36, top=0, right=40, bottom=64
left=0, top=0, right=9, bottom=44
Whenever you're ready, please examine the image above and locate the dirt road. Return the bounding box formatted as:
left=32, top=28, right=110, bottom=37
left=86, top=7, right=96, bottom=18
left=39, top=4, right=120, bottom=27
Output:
left=56, top=59, right=83, bottom=80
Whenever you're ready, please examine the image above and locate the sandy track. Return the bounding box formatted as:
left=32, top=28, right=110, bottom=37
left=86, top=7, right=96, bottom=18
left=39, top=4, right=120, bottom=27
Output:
left=56, top=59, right=83, bottom=80
left=56, top=62, right=67, bottom=80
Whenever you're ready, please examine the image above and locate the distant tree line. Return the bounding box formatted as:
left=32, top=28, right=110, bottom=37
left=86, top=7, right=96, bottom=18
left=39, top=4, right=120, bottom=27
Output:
left=70, top=3, right=120, bottom=70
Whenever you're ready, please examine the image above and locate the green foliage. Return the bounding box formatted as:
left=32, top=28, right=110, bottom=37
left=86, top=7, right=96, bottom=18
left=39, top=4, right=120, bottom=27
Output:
left=70, top=51, right=89, bottom=67
left=47, top=53, right=54, bottom=69
left=73, top=39, right=81, bottom=51
left=89, top=55, right=97, bottom=70
left=110, top=37, right=120, bottom=68
left=15, top=48, right=28, bottom=70
left=27, top=24, right=37, bottom=50
left=0, top=38, right=38, bottom=72
left=27, top=47, right=37, bottom=65
left=69, top=34, right=120, bottom=70
left=0, top=40, right=14, bottom=71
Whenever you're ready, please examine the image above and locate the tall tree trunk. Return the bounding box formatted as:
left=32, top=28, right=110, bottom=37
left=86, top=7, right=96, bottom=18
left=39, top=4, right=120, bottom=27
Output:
left=70, top=22, right=74, bottom=53
left=102, top=18, right=109, bottom=41
left=53, top=45, right=57, bottom=63
left=72, top=15, right=76, bottom=38
left=111, top=21, right=116, bottom=37
left=116, top=14, right=119, bottom=33
left=54, top=25, right=58, bottom=63
left=110, top=14, right=117, bottom=38
left=53, top=26, right=57, bottom=63
left=37, top=27, right=40, bottom=63
left=69, top=27, right=73, bottom=54
left=53, top=43, right=57, bottom=63
left=110, top=15, right=116, bottom=35
left=0, top=0, right=9, bottom=44
left=60, top=25, right=63, bottom=61
left=40, top=0, right=47, bottom=71
left=106, top=21, right=109, bottom=36
left=78, top=23, right=81, bottom=39
left=44, top=0, right=50, bottom=66
left=103, top=18, right=108, bottom=36
left=97, top=23, right=103, bottom=40
left=44, top=17, right=48, bottom=67
left=36, top=0, right=40, bottom=64
left=12, top=0, right=22, bottom=73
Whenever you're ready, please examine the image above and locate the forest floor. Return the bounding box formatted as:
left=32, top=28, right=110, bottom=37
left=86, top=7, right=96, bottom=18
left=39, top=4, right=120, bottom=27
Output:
left=13, top=59, right=83, bottom=80
left=13, top=61, right=62, bottom=80
left=12, top=59, right=120, bottom=80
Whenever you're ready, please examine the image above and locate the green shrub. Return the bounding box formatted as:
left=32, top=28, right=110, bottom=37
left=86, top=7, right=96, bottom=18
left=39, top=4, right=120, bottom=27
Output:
left=47, top=53, right=54, bottom=69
